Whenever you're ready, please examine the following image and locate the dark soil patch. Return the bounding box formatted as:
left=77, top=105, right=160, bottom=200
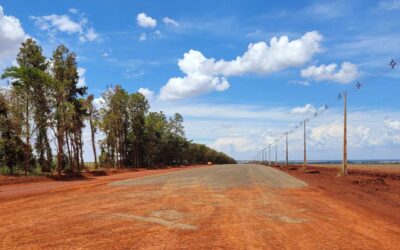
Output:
left=351, top=176, right=386, bottom=185
left=304, top=170, right=320, bottom=174
left=88, top=170, right=108, bottom=176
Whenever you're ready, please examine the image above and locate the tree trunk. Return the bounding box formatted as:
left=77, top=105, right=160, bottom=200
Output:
left=56, top=128, right=64, bottom=176
left=65, top=132, right=72, bottom=169
left=8, top=164, right=13, bottom=176
left=45, top=139, right=52, bottom=172
left=136, top=139, right=139, bottom=168
left=71, top=132, right=78, bottom=172
left=89, top=114, right=98, bottom=168
left=78, top=130, right=84, bottom=170
left=24, top=94, right=30, bottom=176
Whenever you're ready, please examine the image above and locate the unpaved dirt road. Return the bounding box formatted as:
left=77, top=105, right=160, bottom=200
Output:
left=110, top=164, right=306, bottom=189
left=1, top=164, right=399, bottom=249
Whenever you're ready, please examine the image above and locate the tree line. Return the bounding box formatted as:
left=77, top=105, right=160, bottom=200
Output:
left=0, top=39, right=236, bottom=175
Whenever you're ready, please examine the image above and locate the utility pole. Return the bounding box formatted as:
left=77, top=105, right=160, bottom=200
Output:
left=263, top=149, right=266, bottom=164
left=262, top=149, right=264, bottom=163
left=285, top=133, right=289, bottom=166
left=341, top=91, right=348, bottom=176
left=275, top=141, right=278, bottom=166
left=264, top=148, right=266, bottom=165
left=261, top=150, right=264, bottom=164
left=268, top=145, right=271, bottom=166
left=303, top=119, right=307, bottom=170
left=264, top=148, right=266, bottom=164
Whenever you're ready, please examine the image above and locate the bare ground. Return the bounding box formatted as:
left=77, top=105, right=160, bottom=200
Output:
left=0, top=164, right=399, bottom=249
left=274, top=164, right=400, bottom=228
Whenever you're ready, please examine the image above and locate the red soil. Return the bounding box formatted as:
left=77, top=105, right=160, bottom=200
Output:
left=0, top=165, right=208, bottom=200
left=275, top=164, right=400, bottom=226
left=1, top=164, right=399, bottom=249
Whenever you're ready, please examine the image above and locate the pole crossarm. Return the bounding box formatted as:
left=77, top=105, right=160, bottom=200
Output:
left=253, top=57, right=398, bottom=172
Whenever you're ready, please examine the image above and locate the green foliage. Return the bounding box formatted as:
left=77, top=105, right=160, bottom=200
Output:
left=51, top=44, right=87, bottom=174
left=86, top=95, right=99, bottom=168
left=1, top=38, right=53, bottom=174
left=0, top=94, right=26, bottom=175
left=0, top=39, right=236, bottom=176
left=99, top=85, right=236, bottom=168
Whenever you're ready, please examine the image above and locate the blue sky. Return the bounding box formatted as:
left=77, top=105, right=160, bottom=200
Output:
left=1, top=0, right=400, bottom=161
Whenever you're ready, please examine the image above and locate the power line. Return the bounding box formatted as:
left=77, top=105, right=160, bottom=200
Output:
left=254, top=57, right=398, bottom=169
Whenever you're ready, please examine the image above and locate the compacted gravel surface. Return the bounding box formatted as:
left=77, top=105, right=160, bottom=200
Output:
left=110, top=164, right=307, bottom=189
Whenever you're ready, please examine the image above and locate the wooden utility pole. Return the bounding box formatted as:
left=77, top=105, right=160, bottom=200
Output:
left=341, top=91, right=348, bottom=176
left=263, top=148, right=265, bottom=164
left=285, top=133, right=289, bottom=166
left=264, top=148, right=266, bottom=164
left=275, top=141, right=278, bottom=166
left=262, top=149, right=264, bottom=163
left=268, top=145, right=271, bottom=166
left=303, top=120, right=307, bottom=170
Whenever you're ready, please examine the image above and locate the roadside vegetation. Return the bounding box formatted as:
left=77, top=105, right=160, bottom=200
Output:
left=0, top=39, right=236, bottom=176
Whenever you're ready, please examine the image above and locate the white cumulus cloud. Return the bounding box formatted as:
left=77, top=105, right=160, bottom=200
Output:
left=138, top=87, right=154, bottom=100
left=159, top=50, right=230, bottom=100
left=159, top=31, right=323, bottom=100
left=210, top=137, right=254, bottom=153
left=80, top=27, right=99, bottom=42
left=384, top=119, right=400, bottom=130
left=137, top=13, right=156, bottom=28
left=301, top=62, right=358, bottom=84
left=92, top=97, right=105, bottom=109
left=309, top=123, right=343, bottom=149
left=309, top=123, right=377, bottom=149
left=0, top=6, right=27, bottom=65
left=77, top=67, right=86, bottom=87
left=32, top=14, right=82, bottom=33
left=163, top=17, right=179, bottom=27
left=291, top=104, right=316, bottom=114
left=31, top=12, right=100, bottom=42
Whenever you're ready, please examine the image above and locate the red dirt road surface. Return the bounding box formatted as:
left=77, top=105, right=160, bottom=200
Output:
left=1, top=164, right=399, bottom=249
